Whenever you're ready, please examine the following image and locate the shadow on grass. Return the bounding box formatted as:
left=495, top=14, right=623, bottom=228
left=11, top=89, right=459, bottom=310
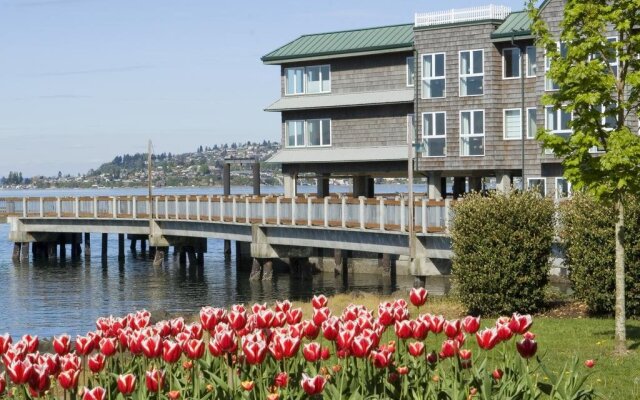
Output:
left=594, top=325, right=640, bottom=350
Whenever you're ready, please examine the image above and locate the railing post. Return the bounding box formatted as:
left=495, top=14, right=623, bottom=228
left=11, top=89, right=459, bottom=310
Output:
left=22, top=198, right=27, bottom=218
left=75, top=197, right=80, bottom=218
left=232, top=196, right=237, bottom=223
left=196, top=196, right=201, bottom=221
left=40, top=198, right=44, bottom=218
left=276, top=197, right=281, bottom=225
left=379, top=197, right=385, bottom=231
left=112, top=197, right=117, bottom=218
left=359, top=197, right=365, bottom=230
left=164, top=197, right=169, bottom=220
left=219, top=197, right=225, bottom=222
left=155, top=197, right=159, bottom=219
left=307, top=197, right=313, bottom=226
left=324, top=197, right=329, bottom=227
left=185, top=196, right=190, bottom=220
left=245, top=197, right=250, bottom=223
left=291, top=197, right=296, bottom=226
left=341, top=196, right=347, bottom=228
left=445, top=198, right=452, bottom=231
left=400, top=196, right=406, bottom=233
left=175, top=196, right=179, bottom=220
left=93, top=197, right=98, bottom=218
left=262, top=197, right=267, bottom=225
left=208, top=196, right=212, bottom=221
left=422, top=198, right=428, bottom=234
left=132, top=196, right=137, bottom=219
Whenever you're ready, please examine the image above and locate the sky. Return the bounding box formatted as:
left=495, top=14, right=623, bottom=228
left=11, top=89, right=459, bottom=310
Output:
left=0, top=0, right=530, bottom=176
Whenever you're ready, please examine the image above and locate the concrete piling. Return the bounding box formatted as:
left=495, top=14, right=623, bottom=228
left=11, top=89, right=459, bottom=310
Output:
left=262, top=260, right=273, bottom=281
left=20, top=242, right=29, bottom=261
left=153, top=247, right=165, bottom=267
left=12, top=243, right=21, bottom=260
left=84, top=233, right=91, bottom=258
left=380, top=253, right=392, bottom=277
left=249, top=258, right=262, bottom=281
left=48, top=243, right=57, bottom=259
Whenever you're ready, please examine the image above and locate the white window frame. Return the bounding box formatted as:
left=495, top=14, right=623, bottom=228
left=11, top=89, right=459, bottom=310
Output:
left=305, top=65, right=331, bottom=94
left=422, top=111, right=447, bottom=158
left=526, top=46, right=537, bottom=78
left=502, top=47, right=521, bottom=79
left=555, top=177, right=572, bottom=199
left=545, top=41, right=566, bottom=91
left=306, top=119, right=331, bottom=147
left=544, top=106, right=573, bottom=154
left=460, top=109, right=485, bottom=157
left=503, top=108, right=522, bottom=140
left=528, top=177, right=546, bottom=196
left=284, top=67, right=305, bottom=95
left=526, top=107, right=537, bottom=139
left=285, top=120, right=306, bottom=147
left=459, top=49, right=484, bottom=97
left=421, top=53, right=446, bottom=99
left=407, top=56, right=415, bottom=87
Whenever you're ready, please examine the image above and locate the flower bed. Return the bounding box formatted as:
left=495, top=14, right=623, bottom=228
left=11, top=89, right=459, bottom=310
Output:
left=0, top=288, right=596, bottom=399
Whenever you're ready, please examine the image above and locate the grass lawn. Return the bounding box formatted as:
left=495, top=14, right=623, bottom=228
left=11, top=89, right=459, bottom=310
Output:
left=302, top=293, right=640, bottom=399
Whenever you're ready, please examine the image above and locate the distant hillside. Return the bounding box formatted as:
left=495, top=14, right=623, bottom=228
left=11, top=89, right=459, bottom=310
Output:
left=1, top=140, right=282, bottom=189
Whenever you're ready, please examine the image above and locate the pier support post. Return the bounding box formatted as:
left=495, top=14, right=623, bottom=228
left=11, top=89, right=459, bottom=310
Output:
left=59, top=237, right=67, bottom=259
left=262, top=260, right=273, bottom=281
left=84, top=233, right=91, bottom=258
left=130, top=238, right=137, bottom=251
left=197, top=251, right=204, bottom=266
left=71, top=234, right=81, bottom=259
left=153, top=247, right=165, bottom=267
left=20, top=242, right=30, bottom=261
left=48, top=243, right=57, bottom=259
left=333, top=249, right=346, bottom=275
left=179, top=247, right=187, bottom=265
left=224, top=240, right=231, bottom=255
left=249, top=258, right=262, bottom=281
left=380, top=253, right=392, bottom=277
left=118, top=234, right=125, bottom=260
left=101, top=233, right=108, bottom=258
left=140, top=239, right=147, bottom=253
left=12, top=243, right=21, bottom=260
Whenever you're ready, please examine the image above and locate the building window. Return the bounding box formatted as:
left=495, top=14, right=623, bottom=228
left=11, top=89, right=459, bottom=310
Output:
left=422, top=53, right=445, bottom=98
left=527, top=107, right=537, bottom=139
left=285, top=65, right=330, bottom=95
left=460, top=110, right=484, bottom=156
left=544, top=106, right=572, bottom=154
left=504, top=109, right=522, bottom=140
left=285, top=67, right=304, bottom=95
left=503, top=48, right=521, bottom=79
left=460, top=49, right=484, bottom=96
left=407, top=57, right=415, bottom=87
left=545, top=42, right=567, bottom=91
left=555, top=177, right=571, bottom=199
left=528, top=178, right=546, bottom=196
left=286, top=120, right=305, bottom=147
left=526, top=46, right=537, bottom=77
left=422, top=112, right=446, bottom=157
left=307, top=119, right=331, bottom=146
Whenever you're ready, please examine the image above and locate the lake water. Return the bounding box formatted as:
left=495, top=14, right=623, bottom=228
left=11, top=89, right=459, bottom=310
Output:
left=0, top=185, right=436, bottom=338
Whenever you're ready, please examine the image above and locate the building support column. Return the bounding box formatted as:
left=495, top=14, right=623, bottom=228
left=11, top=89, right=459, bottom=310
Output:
left=380, top=253, right=392, bottom=277
left=428, top=172, right=442, bottom=200
left=101, top=233, right=108, bottom=258
left=469, top=177, right=482, bottom=193
left=453, top=177, right=466, bottom=199
left=20, top=242, right=30, bottom=261
left=496, top=171, right=511, bottom=193
left=48, top=243, right=57, bottom=259
left=262, top=260, right=273, bottom=281
left=317, top=174, right=330, bottom=198
left=84, top=233, right=91, bottom=258
left=179, top=247, right=187, bottom=266
left=284, top=173, right=297, bottom=198
left=59, top=237, right=67, bottom=259
left=118, top=234, right=125, bottom=260
left=249, top=258, right=262, bottom=281
left=334, top=249, right=346, bottom=275
left=12, top=243, right=21, bottom=260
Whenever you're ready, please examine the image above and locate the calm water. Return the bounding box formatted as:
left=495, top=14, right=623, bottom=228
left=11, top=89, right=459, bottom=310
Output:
left=0, top=185, right=434, bottom=338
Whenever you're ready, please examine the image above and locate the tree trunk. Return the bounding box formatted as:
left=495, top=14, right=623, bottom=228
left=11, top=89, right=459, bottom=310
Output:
left=614, top=199, right=627, bottom=354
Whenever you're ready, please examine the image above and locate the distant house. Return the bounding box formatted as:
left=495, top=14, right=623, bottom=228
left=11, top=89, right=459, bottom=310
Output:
left=263, top=0, right=628, bottom=199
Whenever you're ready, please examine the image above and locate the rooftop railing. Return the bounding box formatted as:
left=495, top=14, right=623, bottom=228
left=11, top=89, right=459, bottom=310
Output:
left=415, top=4, right=511, bottom=28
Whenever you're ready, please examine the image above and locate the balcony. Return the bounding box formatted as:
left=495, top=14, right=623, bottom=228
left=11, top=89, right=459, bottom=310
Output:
left=415, top=4, right=511, bottom=28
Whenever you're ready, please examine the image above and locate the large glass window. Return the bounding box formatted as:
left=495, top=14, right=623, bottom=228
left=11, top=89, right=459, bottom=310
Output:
left=460, top=110, right=484, bottom=156
left=504, top=109, right=522, bottom=140
left=528, top=178, right=546, bottom=196
left=422, top=112, right=446, bottom=157
left=503, top=48, right=521, bottom=79
left=460, top=50, right=484, bottom=96
left=555, top=178, right=571, bottom=199
left=421, top=53, right=445, bottom=98
left=285, top=67, right=304, bottom=95
left=526, top=46, right=537, bottom=77
left=286, top=120, right=305, bottom=147
left=407, top=57, right=415, bottom=87
left=306, top=65, right=331, bottom=94
left=545, top=106, right=572, bottom=154
left=527, top=107, right=537, bottom=139
left=307, top=119, right=331, bottom=146
left=545, top=42, right=567, bottom=91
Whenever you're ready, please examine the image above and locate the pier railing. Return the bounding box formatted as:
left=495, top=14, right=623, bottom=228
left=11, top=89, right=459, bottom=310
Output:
left=0, top=195, right=453, bottom=233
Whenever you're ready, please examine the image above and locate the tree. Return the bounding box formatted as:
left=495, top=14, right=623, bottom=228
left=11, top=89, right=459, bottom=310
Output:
left=529, top=0, right=640, bottom=354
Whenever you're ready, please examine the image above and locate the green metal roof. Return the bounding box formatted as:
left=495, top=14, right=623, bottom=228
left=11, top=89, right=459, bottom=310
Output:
left=491, top=11, right=532, bottom=40
left=262, top=24, right=414, bottom=64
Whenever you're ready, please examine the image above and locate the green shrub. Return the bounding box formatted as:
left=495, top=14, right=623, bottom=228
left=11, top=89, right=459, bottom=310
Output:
left=451, top=190, right=555, bottom=315
left=559, top=193, right=640, bottom=316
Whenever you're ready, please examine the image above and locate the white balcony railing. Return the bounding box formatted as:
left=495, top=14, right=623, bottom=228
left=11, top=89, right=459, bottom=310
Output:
left=415, top=4, right=511, bottom=28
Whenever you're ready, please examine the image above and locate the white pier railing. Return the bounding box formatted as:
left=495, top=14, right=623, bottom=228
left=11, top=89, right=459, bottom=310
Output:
left=0, top=195, right=453, bottom=233
left=415, top=4, right=511, bottom=28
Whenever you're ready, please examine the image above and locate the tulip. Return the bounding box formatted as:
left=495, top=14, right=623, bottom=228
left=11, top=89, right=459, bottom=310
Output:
left=76, top=335, right=94, bottom=356
left=508, top=313, right=533, bottom=335
left=408, top=341, right=425, bottom=357
left=496, top=324, right=513, bottom=342
left=170, top=317, right=185, bottom=336
left=351, top=335, right=374, bottom=358
left=241, top=380, right=255, bottom=391
left=242, top=338, right=267, bottom=365
left=215, top=329, right=237, bottom=353
left=83, top=386, right=106, bottom=400
left=516, top=336, right=537, bottom=359
left=371, top=349, right=393, bottom=368
left=275, top=300, right=292, bottom=313
left=458, top=349, right=472, bottom=360
left=88, top=353, right=106, bottom=373
left=393, top=306, right=409, bottom=322
left=40, top=353, right=60, bottom=376
left=476, top=328, right=499, bottom=350
left=443, top=319, right=461, bottom=338
left=184, top=339, right=205, bottom=360
left=168, top=390, right=181, bottom=399
left=145, top=369, right=165, bottom=392
left=584, top=359, right=595, bottom=368
left=302, top=342, right=321, bottom=362
left=99, top=337, right=118, bottom=357
left=279, top=334, right=301, bottom=358
left=429, top=315, right=445, bottom=334
left=302, top=320, right=320, bottom=340
left=412, top=319, right=429, bottom=340
left=117, top=374, right=137, bottom=395
left=321, top=317, right=340, bottom=341
left=286, top=308, right=303, bottom=325
left=20, top=334, right=38, bottom=353
left=199, top=306, right=219, bottom=331
left=0, top=372, right=5, bottom=395
left=321, top=346, right=331, bottom=360
left=274, top=371, right=289, bottom=388
left=378, top=305, right=394, bottom=327
left=313, top=307, right=331, bottom=326
left=300, top=373, right=326, bottom=395
left=336, top=328, right=356, bottom=350
left=256, top=309, right=275, bottom=329
left=462, top=316, right=480, bottom=334
left=409, top=287, right=428, bottom=307
left=311, top=294, right=328, bottom=309
left=439, top=339, right=459, bottom=359
left=394, top=320, right=413, bottom=339
left=397, top=365, right=409, bottom=375
left=53, top=334, right=71, bottom=356
left=58, top=369, right=81, bottom=390
left=0, top=333, right=12, bottom=356
left=162, top=340, right=182, bottom=363
left=27, top=364, right=50, bottom=396
left=426, top=351, right=438, bottom=364
left=228, top=310, right=247, bottom=331
left=60, top=353, right=82, bottom=372
left=492, top=368, right=504, bottom=380
left=156, top=320, right=172, bottom=337
left=141, top=335, right=163, bottom=358
left=7, top=359, right=33, bottom=384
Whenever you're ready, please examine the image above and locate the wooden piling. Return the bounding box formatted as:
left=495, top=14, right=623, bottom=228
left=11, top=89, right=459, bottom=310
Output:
left=118, top=234, right=125, bottom=260
left=101, top=233, right=108, bottom=258
left=84, top=233, right=91, bottom=258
